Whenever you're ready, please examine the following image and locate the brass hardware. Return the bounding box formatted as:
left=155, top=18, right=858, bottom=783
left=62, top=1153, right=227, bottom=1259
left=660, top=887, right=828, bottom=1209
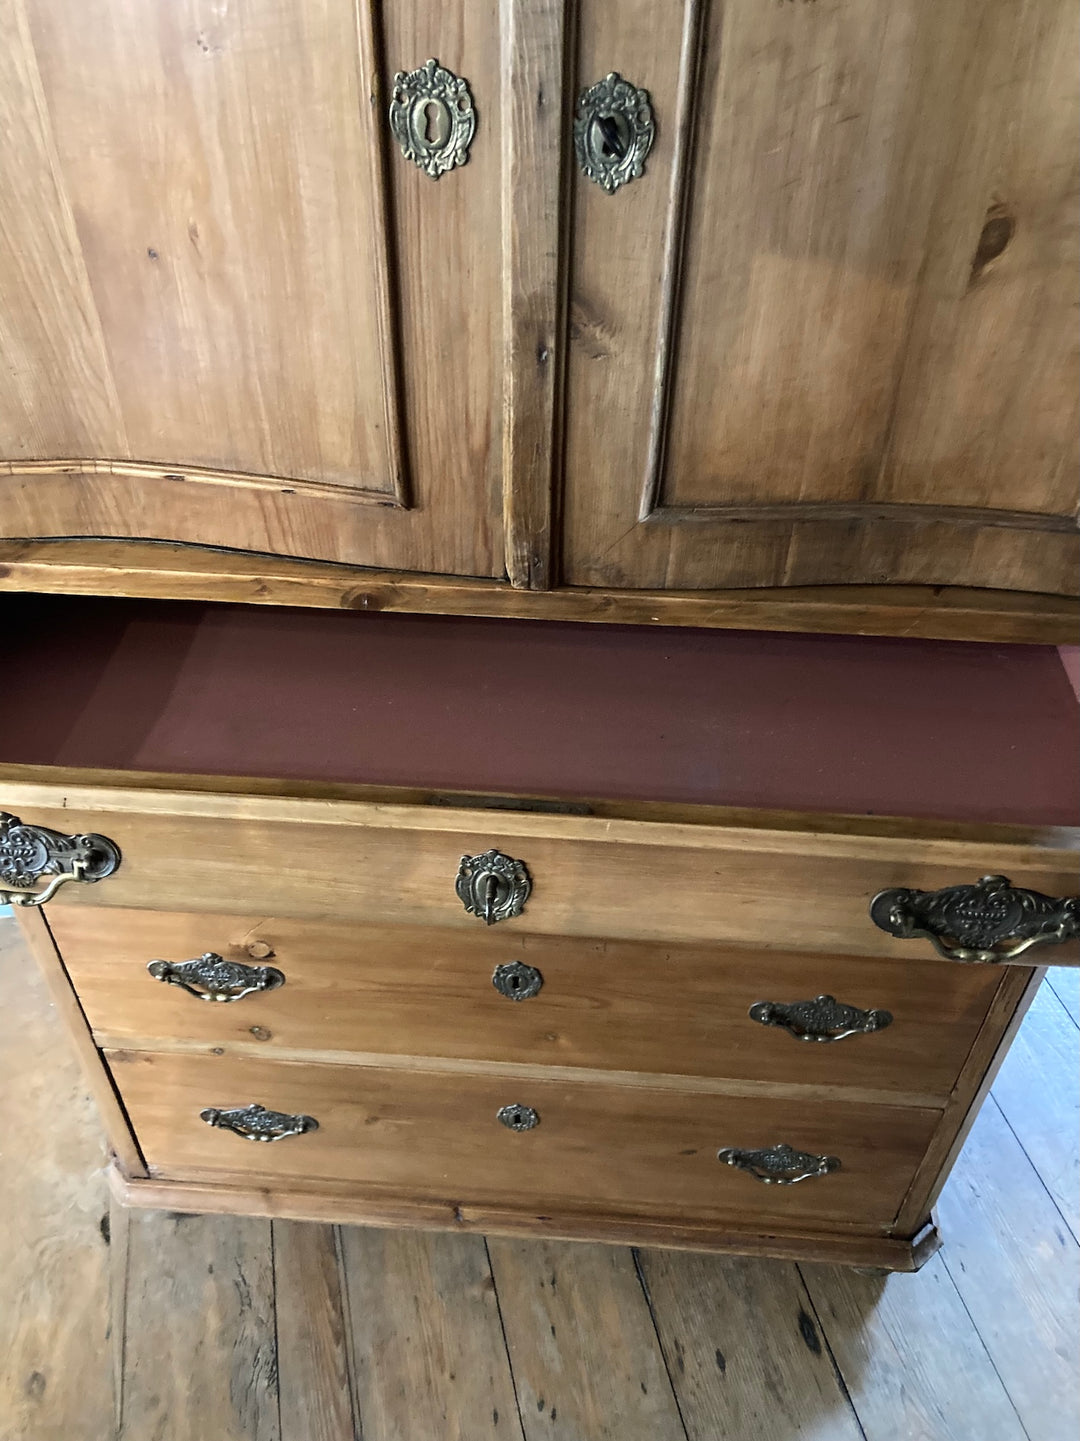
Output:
left=574, top=72, right=655, bottom=193
left=147, top=952, right=285, bottom=1003
left=456, top=849, right=532, bottom=925
left=389, top=59, right=476, bottom=179
left=870, top=875, right=1080, bottom=964
left=748, top=995, right=892, bottom=1043
left=199, top=1103, right=318, bottom=1142
left=0, top=811, right=121, bottom=908
left=492, top=961, right=543, bottom=1001
left=497, top=1103, right=539, bottom=1132
left=717, top=1142, right=840, bottom=1186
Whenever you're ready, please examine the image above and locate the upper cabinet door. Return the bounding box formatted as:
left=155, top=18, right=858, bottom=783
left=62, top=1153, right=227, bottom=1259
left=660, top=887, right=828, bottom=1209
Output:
left=563, top=0, right=1079, bottom=593
left=0, top=1, right=502, bottom=577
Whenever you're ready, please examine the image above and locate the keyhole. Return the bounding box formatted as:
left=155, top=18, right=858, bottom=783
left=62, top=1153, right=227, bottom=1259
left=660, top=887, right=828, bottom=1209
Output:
left=417, top=98, right=451, bottom=149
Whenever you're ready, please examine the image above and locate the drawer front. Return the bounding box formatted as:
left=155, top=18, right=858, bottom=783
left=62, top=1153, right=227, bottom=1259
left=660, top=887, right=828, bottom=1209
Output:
left=55, top=909, right=1002, bottom=1102
left=11, top=781, right=1078, bottom=959
left=107, top=1049, right=940, bottom=1228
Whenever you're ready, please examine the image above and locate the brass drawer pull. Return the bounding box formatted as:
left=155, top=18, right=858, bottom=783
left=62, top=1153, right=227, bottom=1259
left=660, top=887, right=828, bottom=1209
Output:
left=717, top=1142, right=840, bottom=1186
left=199, top=1103, right=317, bottom=1143
left=492, top=961, right=543, bottom=1001
left=457, top=849, right=532, bottom=925
left=574, top=73, right=655, bottom=193
left=0, top=811, right=121, bottom=908
left=748, top=995, right=892, bottom=1043
left=147, top=952, right=285, bottom=1003
left=389, top=59, right=476, bottom=179
left=870, top=874, right=1080, bottom=964
left=497, top=1103, right=539, bottom=1132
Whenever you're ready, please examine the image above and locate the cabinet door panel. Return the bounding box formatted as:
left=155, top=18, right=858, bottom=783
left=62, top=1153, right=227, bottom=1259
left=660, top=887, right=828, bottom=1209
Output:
left=563, top=0, right=1078, bottom=593
left=0, top=0, right=501, bottom=576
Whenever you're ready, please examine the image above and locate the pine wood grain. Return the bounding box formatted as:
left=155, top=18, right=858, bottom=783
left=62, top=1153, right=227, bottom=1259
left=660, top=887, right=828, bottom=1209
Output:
left=105, top=1047, right=941, bottom=1230
left=118, top=1209, right=279, bottom=1441
left=563, top=0, right=1078, bottom=594
left=1, top=540, right=1076, bottom=642
left=983, top=983, right=1079, bottom=1242
left=0, top=918, right=115, bottom=1441
left=50, top=906, right=1004, bottom=1104
left=637, top=1250, right=864, bottom=1441
left=935, top=1099, right=1080, bottom=1441
left=339, top=1229, right=523, bottom=1441
left=800, top=1255, right=1029, bottom=1441
left=486, top=1239, right=687, bottom=1441
left=273, top=1222, right=360, bottom=1441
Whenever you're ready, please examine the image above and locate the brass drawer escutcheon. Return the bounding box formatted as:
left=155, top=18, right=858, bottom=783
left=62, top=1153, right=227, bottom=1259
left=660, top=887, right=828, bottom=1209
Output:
left=0, top=811, right=121, bottom=907
left=389, top=59, right=476, bottom=179
left=574, top=72, right=655, bottom=193
left=147, top=952, right=285, bottom=1003
left=870, top=874, right=1080, bottom=963
left=497, top=1103, right=539, bottom=1132
left=199, top=1103, right=318, bottom=1143
left=748, top=995, right=892, bottom=1043
left=492, top=960, right=543, bottom=1001
left=456, top=849, right=532, bottom=925
left=717, top=1142, right=841, bottom=1186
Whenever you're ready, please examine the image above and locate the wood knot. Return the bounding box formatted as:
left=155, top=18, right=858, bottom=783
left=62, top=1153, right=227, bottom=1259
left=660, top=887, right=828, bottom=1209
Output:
left=970, top=203, right=1015, bottom=285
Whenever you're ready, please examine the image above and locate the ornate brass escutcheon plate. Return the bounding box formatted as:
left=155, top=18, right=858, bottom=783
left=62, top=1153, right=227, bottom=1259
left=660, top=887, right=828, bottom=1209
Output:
left=389, top=58, right=476, bottom=179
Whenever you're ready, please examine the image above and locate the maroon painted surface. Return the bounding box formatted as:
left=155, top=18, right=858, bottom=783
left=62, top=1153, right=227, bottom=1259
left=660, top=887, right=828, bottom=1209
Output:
left=2, top=593, right=1077, bottom=824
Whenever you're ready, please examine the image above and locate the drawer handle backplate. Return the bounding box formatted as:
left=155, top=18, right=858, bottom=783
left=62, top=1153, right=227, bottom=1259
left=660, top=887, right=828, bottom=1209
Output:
left=457, top=849, right=532, bottom=925
left=870, top=874, right=1080, bottom=964
left=148, top=952, right=285, bottom=1003
left=717, top=1142, right=841, bottom=1186
left=0, top=811, right=121, bottom=908
left=749, top=995, right=892, bottom=1043
left=200, top=1102, right=317, bottom=1143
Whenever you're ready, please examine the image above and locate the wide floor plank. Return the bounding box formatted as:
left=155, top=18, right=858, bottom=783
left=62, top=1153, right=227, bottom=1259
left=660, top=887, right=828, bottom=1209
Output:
left=486, top=1238, right=687, bottom=1441
left=936, top=1100, right=1079, bottom=1441
left=119, top=1210, right=280, bottom=1441
left=990, top=982, right=1079, bottom=1240
left=339, top=1229, right=523, bottom=1441
left=0, top=919, right=115, bottom=1441
left=639, top=1250, right=863, bottom=1441
left=274, top=1222, right=359, bottom=1441
left=802, top=1255, right=1027, bottom=1441
left=1047, top=968, right=1080, bottom=1028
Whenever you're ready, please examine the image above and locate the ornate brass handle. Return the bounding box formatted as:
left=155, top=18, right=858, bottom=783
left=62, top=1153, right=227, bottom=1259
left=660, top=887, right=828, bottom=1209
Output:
left=0, top=811, right=121, bottom=907
left=456, top=849, right=532, bottom=925
left=748, top=995, right=892, bottom=1043
left=717, top=1142, right=841, bottom=1186
left=199, top=1103, right=317, bottom=1142
left=870, top=874, right=1080, bottom=964
left=148, top=953, right=285, bottom=1003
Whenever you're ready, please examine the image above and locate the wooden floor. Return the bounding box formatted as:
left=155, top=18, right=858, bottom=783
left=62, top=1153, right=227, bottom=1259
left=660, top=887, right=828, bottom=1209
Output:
left=1, top=917, right=1076, bottom=1441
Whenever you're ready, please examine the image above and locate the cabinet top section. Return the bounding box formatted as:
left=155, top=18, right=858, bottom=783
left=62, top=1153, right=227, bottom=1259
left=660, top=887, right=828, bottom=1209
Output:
left=1, top=593, right=1075, bottom=828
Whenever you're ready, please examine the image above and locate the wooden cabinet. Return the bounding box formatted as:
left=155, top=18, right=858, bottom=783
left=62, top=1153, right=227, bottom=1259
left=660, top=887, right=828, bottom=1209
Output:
left=0, top=0, right=1075, bottom=632
left=2, top=592, right=1078, bottom=1267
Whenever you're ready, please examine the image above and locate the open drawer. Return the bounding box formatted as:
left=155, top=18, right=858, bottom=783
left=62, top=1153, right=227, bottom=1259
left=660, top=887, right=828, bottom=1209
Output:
left=1, top=593, right=1077, bottom=962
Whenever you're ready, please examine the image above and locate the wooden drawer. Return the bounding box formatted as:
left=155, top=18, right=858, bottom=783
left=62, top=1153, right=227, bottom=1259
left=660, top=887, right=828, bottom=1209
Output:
left=9, top=773, right=1079, bottom=960
left=54, top=908, right=1003, bottom=1104
left=106, top=1049, right=940, bottom=1230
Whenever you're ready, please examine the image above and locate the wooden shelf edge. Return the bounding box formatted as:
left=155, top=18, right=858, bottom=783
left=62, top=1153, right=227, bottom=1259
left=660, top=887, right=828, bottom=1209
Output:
left=108, top=1160, right=940, bottom=1272
left=0, top=539, right=1076, bottom=642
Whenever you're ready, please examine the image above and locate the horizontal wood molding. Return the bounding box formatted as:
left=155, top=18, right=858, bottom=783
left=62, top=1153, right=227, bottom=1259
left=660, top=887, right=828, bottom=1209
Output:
left=0, top=540, right=1076, bottom=642
left=108, top=1163, right=940, bottom=1271
left=647, top=502, right=1077, bottom=532
left=1, top=459, right=405, bottom=507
